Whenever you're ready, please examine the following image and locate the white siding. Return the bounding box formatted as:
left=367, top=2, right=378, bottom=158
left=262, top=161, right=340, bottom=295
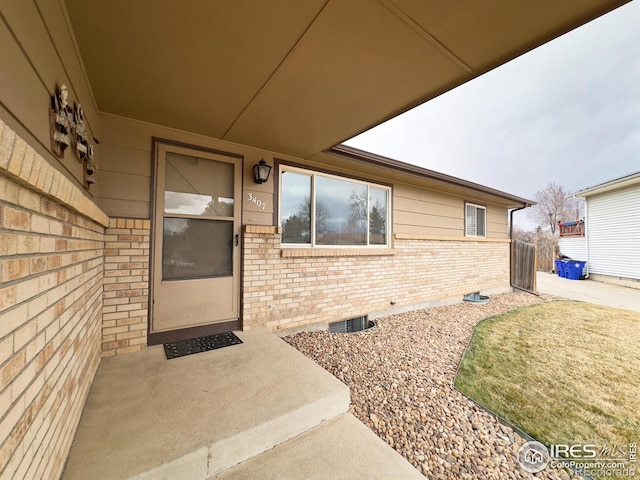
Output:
left=558, top=237, right=587, bottom=261
left=587, top=185, right=640, bottom=280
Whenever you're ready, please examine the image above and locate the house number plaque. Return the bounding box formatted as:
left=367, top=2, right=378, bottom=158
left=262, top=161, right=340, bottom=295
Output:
left=247, top=192, right=267, bottom=211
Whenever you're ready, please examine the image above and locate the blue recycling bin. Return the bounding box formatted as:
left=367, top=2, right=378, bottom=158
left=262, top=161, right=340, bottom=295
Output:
left=554, top=260, right=563, bottom=277
left=557, top=260, right=568, bottom=278
left=565, top=261, right=586, bottom=280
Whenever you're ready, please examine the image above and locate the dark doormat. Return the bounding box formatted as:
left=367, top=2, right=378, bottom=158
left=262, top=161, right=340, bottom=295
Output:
left=163, top=332, right=243, bottom=360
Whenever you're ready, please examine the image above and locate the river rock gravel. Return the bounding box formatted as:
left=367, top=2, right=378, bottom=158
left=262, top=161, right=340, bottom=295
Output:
left=284, top=292, right=581, bottom=480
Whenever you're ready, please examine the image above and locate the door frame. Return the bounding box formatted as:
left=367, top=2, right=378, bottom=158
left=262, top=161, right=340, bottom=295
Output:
left=147, top=138, right=244, bottom=345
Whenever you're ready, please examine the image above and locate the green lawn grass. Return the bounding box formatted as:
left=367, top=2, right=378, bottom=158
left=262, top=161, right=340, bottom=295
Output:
left=455, top=301, right=640, bottom=479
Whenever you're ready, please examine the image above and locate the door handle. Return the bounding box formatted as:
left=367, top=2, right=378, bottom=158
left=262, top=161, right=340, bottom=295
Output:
left=235, top=234, right=239, bottom=247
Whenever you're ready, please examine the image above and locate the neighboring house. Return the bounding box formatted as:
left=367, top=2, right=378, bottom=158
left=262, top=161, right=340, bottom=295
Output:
left=559, top=172, right=640, bottom=288
left=0, top=2, right=628, bottom=479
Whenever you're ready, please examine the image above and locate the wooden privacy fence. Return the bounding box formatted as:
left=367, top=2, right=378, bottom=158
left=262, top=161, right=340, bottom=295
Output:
left=511, top=240, right=537, bottom=292
left=536, top=244, right=555, bottom=273
left=534, top=235, right=556, bottom=273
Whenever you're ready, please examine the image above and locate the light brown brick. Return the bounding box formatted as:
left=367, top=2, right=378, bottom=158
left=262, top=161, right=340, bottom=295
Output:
left=128, top=336, right=147, bottom=346
left=102, top=325, right=129, bottom=336
left=1, top=350, right=26, bottom=386
left=7, top=136, right=26, bottom=175
left=26, top=156, right=42, bottom=186
left=127, top=321, right=147, bottom=332
left=0, top=177, right=19, bottom=204
left=0, top=122, right=17, bottom=169
left=102, top=340, right=128, bottom=350
left=30, top=257, right=47, bottom=275
left=116, top=331, right=142, bottom=341
left=1, top=258, right=30, bottom=282
left=3, top=206, right=30, bottom=231
left=116, top=345, right=144, bottom=355
left=0, top=233, right=19, bottom=256
left=0, top=168, right=111, bottom=480
left=0, top=284, right=18, bottom=312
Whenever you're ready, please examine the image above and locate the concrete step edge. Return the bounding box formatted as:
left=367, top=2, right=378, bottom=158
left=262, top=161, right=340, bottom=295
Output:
left=131, top=384, right=350, bottom=480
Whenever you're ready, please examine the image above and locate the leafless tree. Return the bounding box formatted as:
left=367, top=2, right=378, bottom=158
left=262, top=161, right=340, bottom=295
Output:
left=297, top=196, right=329, bottom=233
left=529, top=182, right=584, bottom=234
left=534, top=228, right=558, bottom=272
left=349, top=189, right=368, bottom=231
left=511, top=226, right=535, bottom=243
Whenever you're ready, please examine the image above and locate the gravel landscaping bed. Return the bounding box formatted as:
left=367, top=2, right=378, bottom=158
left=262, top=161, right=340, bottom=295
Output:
left=284, top=292, right=581, bottom=480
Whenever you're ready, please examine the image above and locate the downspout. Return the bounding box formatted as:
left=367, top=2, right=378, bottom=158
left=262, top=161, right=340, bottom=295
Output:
left=509, top=205, right=528, bottom=241
left=569, top=193, right=589, bottom=279
left=584, top=199, right=590, bottom=278
left=508, top=204, right=529, bottom=288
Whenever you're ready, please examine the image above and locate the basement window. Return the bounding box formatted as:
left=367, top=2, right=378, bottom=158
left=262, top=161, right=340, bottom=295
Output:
left=329, top=316, right=374, bottom=333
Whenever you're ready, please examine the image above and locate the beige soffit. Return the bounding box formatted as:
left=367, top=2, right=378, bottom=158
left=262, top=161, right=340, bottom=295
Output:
left=64, top=0, right=629, bottom=159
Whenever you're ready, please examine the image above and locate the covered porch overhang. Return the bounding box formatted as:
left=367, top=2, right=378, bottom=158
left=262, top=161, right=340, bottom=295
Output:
left=64, top=0, right=628, bottom=160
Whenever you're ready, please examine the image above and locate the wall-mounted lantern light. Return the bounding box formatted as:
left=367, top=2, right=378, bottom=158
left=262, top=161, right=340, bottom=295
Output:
left=253, top=159, right=272, bottom=184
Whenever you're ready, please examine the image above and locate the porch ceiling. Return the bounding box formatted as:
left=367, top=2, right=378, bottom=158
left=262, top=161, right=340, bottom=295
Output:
left=64, top=0, right=627, bottom=159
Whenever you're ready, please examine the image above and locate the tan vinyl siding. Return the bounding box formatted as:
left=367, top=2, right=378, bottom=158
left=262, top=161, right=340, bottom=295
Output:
left=393, top=211, right=463, bottom=236
left=393, top=184, right=461, bottom=236
left=0, top=3, right=99, bottom=194
left=98, top=144, right=151, bottom=177
left=486, top=204, right=508, bottom=238
left=97, top=171, right=150, bottom=218
left=98, top=115, right=514, bottom=237
left=99, top=114, right=279, bottom=224
left=96, top=118, right=152, bottom=218
left=393, top=183, right=509, bottom=239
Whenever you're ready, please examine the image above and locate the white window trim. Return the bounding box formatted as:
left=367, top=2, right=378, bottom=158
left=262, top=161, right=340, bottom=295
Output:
left=465, top=202, right=487, bottom=238
left=279, top=165, right=391, bottom=248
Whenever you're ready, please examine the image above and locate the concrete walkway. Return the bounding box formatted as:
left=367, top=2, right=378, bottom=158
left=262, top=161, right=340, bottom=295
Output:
left=536, top=272, right=640, bottom=313
left=62, top=330, right=423, bottom=480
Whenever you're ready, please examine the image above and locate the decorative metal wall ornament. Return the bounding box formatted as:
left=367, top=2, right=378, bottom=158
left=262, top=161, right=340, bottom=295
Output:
left=74, top=103, right=90, bottom=161
left=49, top=84, right=73, bottom=157
left=49, top=84, right=98, bottom=189
left=84, top=153, right=96, bottom=187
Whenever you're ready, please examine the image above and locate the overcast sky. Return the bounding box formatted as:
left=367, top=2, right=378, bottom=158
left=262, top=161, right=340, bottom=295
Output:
left=345, top=2, right=639, bottom=229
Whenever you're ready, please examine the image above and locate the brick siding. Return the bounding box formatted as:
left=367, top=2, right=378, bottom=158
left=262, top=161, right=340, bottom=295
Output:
left=242, top=226, right=511, bottom=331
left=102, top=219, right=150, bottom=356
left=0, top=114, right=513, bottom=478
left=0, top=119, right=108, bottom=479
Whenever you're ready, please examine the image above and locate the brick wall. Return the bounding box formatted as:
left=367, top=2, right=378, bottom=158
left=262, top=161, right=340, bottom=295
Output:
left=0, top=120, right=109, bottom=479
left=242, top=226, right=511, bottom=331
left=102, top=219, right=150, bottom=356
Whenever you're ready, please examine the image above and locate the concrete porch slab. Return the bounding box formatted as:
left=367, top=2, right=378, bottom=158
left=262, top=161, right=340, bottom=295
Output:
left=62, top=330, right=350, bottom=480
left=212, top=413, right=425, bottom=480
